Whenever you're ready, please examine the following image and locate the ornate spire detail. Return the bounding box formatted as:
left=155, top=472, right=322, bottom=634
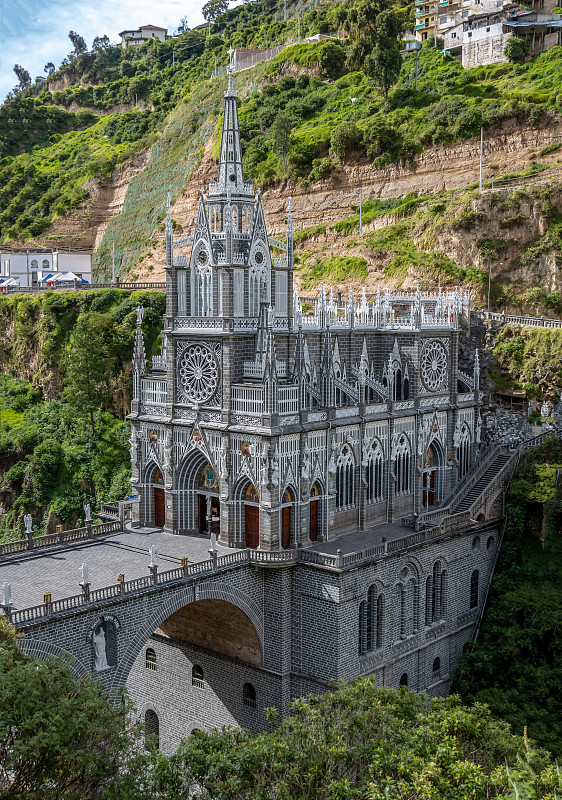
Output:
left=217, top=48, right=247, bottom=194
left=132, top=306, right=146, bottom=404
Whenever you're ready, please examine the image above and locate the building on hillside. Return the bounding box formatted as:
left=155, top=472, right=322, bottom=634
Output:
left=444, top=7, right=562, bottom=66
left=123, top=56, right=494, bottom=750
left=119, top=25, right=169, bottom=48
left=0, top=248, right=92, bottom=288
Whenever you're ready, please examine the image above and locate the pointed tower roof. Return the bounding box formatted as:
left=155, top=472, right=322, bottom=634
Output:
left=133, top=306, right=146, bottom=374
left=213, top=48, right=252, bottom=197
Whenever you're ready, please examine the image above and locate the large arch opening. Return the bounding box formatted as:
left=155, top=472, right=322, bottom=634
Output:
left=280, top=486, right=296, bottom=549
left=156, top=599, right=262, bottom=666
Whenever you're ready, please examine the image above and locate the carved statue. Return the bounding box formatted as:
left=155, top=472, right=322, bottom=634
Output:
left=271, top=446, right=280, bottom=487
left=302, top=448, right=311, bottom=481
left=23, top=513, right=33, bottom=534
left=130, top=427, right=137, bottom=462
left=149, top=545, right=159, bottom=567
left=2, top=582, right=11, bottom=607
left=84, top=503, right=91, bottom=523
left=136, top=305, right=144, bottom=326
left=93, top=624, right=108, bottom=671
left=80, top=563, right=89, bottom=585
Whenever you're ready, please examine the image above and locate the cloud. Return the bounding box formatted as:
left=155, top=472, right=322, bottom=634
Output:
left=0, top=0, right=208, bottom=101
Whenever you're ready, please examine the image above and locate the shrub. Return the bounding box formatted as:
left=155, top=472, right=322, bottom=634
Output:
left=308, top=156, right=335, bottom=182
left=318, top=40, right=347, bottom=79
left=504, top=36, right=530, bottom=64
left=330, top=121, right=362, bottom=158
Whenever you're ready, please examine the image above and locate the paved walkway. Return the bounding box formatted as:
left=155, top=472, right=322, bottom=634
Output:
left=0, top=526, right=228, bottom=611
left=0, top=520, right=410, bottom=611
left=310, top=521, right=409, bottom=555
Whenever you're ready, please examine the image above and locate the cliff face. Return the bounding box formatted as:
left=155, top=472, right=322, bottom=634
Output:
left=20, top=80, right=562, bottom=306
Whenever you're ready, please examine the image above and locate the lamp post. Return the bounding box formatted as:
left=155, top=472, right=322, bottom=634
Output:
left=487, top=261, right=503, bottom=312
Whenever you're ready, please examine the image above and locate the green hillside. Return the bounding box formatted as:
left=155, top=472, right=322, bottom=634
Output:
left=1, top=0, right=561, bottom=281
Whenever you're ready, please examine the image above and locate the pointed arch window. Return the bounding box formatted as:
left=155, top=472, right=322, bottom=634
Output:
left=193, top=250, right=213, bottom=317
left=366, top=443, right=383, bottom=504
left=249, top=266, right=267, bottom=317
left=336, top=444, right=355, bottom=509
left=394, top=435, right=411, bottom=495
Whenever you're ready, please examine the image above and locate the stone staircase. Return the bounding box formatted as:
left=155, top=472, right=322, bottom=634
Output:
left=452, top=451, right=514, bottom=514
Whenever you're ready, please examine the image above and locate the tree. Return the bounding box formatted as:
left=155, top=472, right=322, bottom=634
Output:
left=273, top=111, right=293, bottom=161
left=63, top=312, right=113, bottom=436
left=504, top=35, right=530, bottom=63
left=13, top=64, right=31, bottom=90
left=0, top=616, right=142, bottom=800
left=202, top=0, right=229, bottom=23
left=143, top=678, right=562, bottom=799
left=92, top=34, right=111, bottom=51
left=364, top=9, right=403, bottom=98
left=44, top=62, right=55, bottom=76
left=175, top=15, right=190, bottom=34
left=68, top=30, right=87, bottom=57
left=331, top=121, right=362, bottom=158
left=318, top=40, right=347, bottom=79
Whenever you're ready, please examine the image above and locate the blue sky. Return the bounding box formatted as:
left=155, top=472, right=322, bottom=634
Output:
left=0, top=0, right=211, bottom=101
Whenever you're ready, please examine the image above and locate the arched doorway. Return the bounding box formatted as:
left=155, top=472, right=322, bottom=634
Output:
left=280, top=487, right=295, bottom=549
left=421, top=441, right=443, bottom=509
left=153, top=468, right=165, bottom=527
left=196, top=463, right=220, bottom=536
left=309, top=482, right=321, bottom=541
left=177, top=453, right=219, bottom=535
left=243, top=483, right=259, bottom=548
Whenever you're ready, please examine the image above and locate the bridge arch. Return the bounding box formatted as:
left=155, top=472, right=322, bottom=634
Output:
left=109, top=582, right=264, bottom=692
left=21, top=638, right=90, bottom=678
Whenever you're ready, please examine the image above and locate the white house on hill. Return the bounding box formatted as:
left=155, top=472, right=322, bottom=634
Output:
left=119, top=25, right=169, bottom=48
left=0, top=248, right=92, bottom=288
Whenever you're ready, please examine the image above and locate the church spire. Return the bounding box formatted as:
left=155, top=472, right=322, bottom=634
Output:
left=217, top=47, right=247, bottom=194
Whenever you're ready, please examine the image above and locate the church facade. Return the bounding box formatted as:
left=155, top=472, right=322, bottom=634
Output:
left=124, top=67, right=492, bottom=750
left=129, top=72, right=481, bottom=548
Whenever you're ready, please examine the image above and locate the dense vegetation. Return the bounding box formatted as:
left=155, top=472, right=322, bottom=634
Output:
left=2, top=617, right=562, bottom=800
left=455, top=436, right=562, bottom=756
left=0, top=289, right=165, bottom=537
left=1, top=0, right=561, bottom=281
left=492, top=324, right=562, bottom=398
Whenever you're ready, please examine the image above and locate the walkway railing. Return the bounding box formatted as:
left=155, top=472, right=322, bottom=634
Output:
left=2, top=282, right=166, bottom=295
left=0, top=520, right=121, bottom=558
left=478, top=311, right=562, bottom=329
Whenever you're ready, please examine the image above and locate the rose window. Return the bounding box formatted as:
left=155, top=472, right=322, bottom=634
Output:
left=179, top=345, right=219, bottom=403
left=421, top=340, right=447, bottom=391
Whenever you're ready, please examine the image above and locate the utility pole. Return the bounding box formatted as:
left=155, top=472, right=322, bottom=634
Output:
left=359, top=187, right=363, bottom=236
left=284, top=0, right=287, bottom=21
left=172, top=49, right=175, bottom=66
left=434, top=0, right=437, bottom=46
left=479, top=126, right=484, bottom=191
left=111, top=241, right=115, bottom=283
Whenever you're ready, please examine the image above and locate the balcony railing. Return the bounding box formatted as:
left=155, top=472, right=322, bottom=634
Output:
left=231, top=385, right=264, bottom=416
left=141, top=378, right=167, bottom=405
left=277, top=385, right=299, bottom=415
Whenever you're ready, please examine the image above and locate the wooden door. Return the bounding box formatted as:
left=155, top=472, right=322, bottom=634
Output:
left=154, top=488, right=165, bottom=527
left=428, top=470, right=435, bottom=506
left=198, top=494, right=207, bottom=534
left=309, top=500, right=318, bottom=541
left=281, top=506, right=291, bottom=549
left=244, top=505, right=259, bottom=549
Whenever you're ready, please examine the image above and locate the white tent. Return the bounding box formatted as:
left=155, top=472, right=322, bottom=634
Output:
left=54, top=271, right=88, bottom=283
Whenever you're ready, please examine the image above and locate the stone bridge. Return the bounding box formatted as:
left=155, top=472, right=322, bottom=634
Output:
left=0, top=429, right=555, bottom=745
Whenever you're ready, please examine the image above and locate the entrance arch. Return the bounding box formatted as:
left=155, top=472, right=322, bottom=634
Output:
left=280, top=487, right=296, bottom=549
left=309, top=482, right=322, bottom=542
left=178, top=452, right=220, bottom=534
left=421, top=440, right=444, bottom=508
left=145, top=463, right=165, bottom=527
left=234, top=480, right=260, bottom=548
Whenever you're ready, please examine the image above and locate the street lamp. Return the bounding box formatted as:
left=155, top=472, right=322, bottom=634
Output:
left=487, top=261, right=503, bottom=312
